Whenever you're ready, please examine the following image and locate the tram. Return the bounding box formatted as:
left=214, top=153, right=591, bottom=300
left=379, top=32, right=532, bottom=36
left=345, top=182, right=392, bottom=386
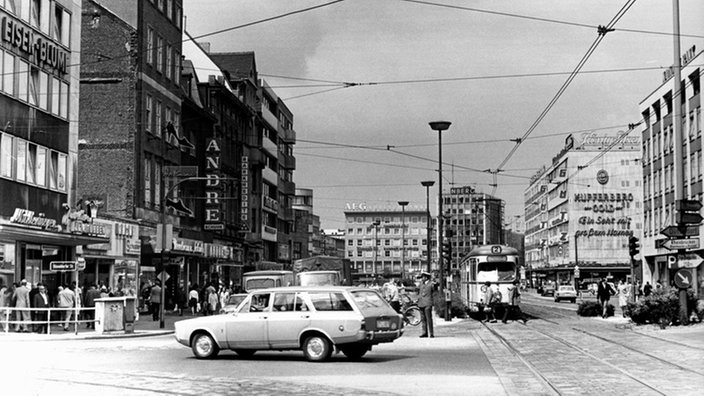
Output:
left=459, top=244, right=520, bottom=313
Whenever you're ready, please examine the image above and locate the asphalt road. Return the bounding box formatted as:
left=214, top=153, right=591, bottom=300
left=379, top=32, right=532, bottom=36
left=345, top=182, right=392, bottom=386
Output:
left=4, top=319, right=504, bottom=396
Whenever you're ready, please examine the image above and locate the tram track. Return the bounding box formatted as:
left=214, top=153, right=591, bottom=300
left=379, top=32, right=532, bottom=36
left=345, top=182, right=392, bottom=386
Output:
left=480, top=320, right=673, bottom=395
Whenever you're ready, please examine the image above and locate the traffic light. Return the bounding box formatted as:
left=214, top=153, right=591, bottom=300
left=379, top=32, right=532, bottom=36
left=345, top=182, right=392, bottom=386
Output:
left=442, top=240, right=452, bottom=268
left=628, top=236, right=640, bottom=258
left=676, top=199, right=703, bottom=225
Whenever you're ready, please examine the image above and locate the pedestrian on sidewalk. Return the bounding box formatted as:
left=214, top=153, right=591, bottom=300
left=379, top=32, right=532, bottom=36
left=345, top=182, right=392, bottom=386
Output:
left=32, top=283, right=49, bottom=334
left=617, top=280, right=630, bottom=317
left=84, top=284, right=101, bottom=329
left=150, top=282, right=162, bottom=321
left=502, top=280, right=527, bottom=324
left=597, top=278, right=615, bottom=319
left=643, top=281, right=653, bottom=297
left=480, top=281, right=498, bottom=323
left=188, top=285, right=199, bottom=315
left=176, top=286, right=187, bottom=316
left=58, top=284, right=76, bottom=331
left=0, top=284, right=10, bottom=332
left=13, top=280, right=31, bottom=332
left=418, top=272, right=435, bottom=338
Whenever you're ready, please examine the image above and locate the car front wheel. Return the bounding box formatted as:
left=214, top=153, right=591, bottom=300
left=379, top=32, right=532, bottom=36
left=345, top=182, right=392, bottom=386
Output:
left=192, top=333, right=219, bottom=359
left=303, top=334, right=332, bottom=362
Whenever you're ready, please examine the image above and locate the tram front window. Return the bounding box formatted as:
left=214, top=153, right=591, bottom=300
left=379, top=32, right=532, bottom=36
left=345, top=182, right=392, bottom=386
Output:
left=477, top=262, right=516, bottom=282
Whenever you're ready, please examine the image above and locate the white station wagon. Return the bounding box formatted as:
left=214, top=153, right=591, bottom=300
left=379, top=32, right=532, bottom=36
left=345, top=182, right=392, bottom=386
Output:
left=174, top=286, right=404, bottom=362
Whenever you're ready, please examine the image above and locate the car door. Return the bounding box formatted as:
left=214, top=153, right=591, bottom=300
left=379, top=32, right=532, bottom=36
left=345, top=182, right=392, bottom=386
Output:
left=226, top=292, right=271, bottom=349
left=267, top=292, right=312, bottom=348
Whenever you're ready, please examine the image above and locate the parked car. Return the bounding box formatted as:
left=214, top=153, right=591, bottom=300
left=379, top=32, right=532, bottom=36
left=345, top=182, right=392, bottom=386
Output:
left=220, top=293, right=248, bottom=314
left=541, top=282, right=556, bottom=297
left=174, top=286, right=404, bottom=362
left=554, top=285, right=577, bottom=303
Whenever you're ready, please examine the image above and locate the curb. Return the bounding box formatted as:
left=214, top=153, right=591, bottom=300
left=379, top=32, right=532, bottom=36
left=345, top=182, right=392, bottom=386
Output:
left=0, top=329, right=174, bottom=342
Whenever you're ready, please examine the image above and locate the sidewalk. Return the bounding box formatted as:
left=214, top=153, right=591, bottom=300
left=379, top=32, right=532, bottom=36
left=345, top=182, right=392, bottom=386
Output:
left=0, top=311, right=185, bottom=341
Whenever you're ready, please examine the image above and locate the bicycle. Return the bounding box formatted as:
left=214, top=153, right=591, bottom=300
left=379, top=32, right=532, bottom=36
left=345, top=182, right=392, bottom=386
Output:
left=399, top=294, right=421, bottom=326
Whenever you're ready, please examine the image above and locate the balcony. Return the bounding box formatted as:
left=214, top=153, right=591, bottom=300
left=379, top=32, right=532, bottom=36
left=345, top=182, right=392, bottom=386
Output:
left=279, top=207, right=294, bottom=221
left=262, top=196, right=279, bottom=214
left=280, top=127, right=296, bottom=143
left=280, top=180, right=295, bottom=195
left=262, top=166, right=278, bottom=184
left=262, top=137, right=278, bottom=157
left=261, top=105, right=278, bottom=130
left=279, top=152, right=296, bottom=170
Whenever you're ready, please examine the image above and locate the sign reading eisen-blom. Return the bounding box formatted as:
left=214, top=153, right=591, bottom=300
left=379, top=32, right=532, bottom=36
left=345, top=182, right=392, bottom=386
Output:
left=1, top=13, right=69, bottom=74
left=204, top=138, right=223, bottom=231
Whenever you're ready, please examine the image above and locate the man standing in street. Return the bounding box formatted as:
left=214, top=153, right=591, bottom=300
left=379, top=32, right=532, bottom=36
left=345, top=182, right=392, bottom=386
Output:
left=58, top=284, right=76, bottom=331
left=12, top=279, right=31, bottom=332
left=418, top=272, right=435, bottom=338
left=32, top=283, right=49, bottom=334
left=502, top=280, right=527, bottom=324
left=150, top=281, right=162, bottom=321
left=84, top=284, right=101, bottom=329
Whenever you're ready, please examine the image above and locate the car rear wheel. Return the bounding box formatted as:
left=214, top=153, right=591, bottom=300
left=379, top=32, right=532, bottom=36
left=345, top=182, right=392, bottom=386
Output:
left=341, top=344, right=369, bottom=360
left=303, top=334, right=332, bottom=362
left=234, top=349, right=256, bottom=358
left=192, top=333, right=219, bottom=359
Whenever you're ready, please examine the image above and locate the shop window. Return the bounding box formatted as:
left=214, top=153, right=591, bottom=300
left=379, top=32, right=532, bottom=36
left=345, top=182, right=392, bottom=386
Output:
left=16, top=139, right=26, bottom=182
left=57, top=153, right=66, bottom=191
left=48, top=150, right=57, bottom=189
left=146, top=27, right=154, bottom=65
left=51, top=77, right=60, bottom=115
left=1, top=133, right=13, bottom=178
left=18, top=60, right=29, bottom=102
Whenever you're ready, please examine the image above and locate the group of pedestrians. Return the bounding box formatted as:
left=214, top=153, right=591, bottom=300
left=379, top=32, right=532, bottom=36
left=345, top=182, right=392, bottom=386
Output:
left=141, top=281, right=241, bottom=321
left=0, top=279, right=104, bottom=333
left=480, top=279, right=528, bottom=324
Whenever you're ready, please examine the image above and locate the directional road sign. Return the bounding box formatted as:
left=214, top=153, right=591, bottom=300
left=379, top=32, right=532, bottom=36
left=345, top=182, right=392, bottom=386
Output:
left=676, top=199, right=703, bottom=212
left=674, top=269, right=693, bottom=289
left=677, top=253, right=703, bottom=269
left=661, top=225, right=700, bottom=238
left=661, top=238, right=700, bottom=250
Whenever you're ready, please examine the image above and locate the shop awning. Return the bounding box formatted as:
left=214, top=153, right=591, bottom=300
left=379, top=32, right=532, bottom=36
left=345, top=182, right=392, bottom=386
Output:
left=0, top=224, right=110, bottom=246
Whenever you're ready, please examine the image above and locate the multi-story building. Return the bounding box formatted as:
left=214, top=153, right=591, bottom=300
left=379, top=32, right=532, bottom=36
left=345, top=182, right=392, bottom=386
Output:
left=443, top=186, right=504, bottom=270
left=0, top=0, right=109, bottom=295
left=344, top=205, right=429, bottom=283
left=210, top=53, right=297, bottom=271
left=524, top=131, right=643, bottom=287
left=638, top=47, right=702, bottom=290
left=321, top=229, right=346, bottom=258
left=291, top=188, right=319, bottom=261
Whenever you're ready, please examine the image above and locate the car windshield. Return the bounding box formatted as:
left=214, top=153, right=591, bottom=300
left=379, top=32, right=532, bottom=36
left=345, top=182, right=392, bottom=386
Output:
left=477, top=262, right=516, bottom=281
left=559, top=286, right=575, bottom=291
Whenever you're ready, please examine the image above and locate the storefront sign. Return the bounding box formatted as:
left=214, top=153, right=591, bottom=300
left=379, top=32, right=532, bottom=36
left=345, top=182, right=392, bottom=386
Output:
left=172, top=238, right=204, bottom=255
left=205, top=243, right=232, bottom=259
left=1, top=13, right=68, bottom=74
left=663, top=45, right=697, bottom=83
left=204, top=138, right=223, bottom=229
left=450, top=186, right=475, bottom=195
left=125, top=240, right=141, bottom=256
left=574, top=228, right=633, bottom=238
left=241, top=155, right=249, bottom=222
left=62, top=209, right=107, bottom=237
left=9, top=208, right=60, bottom=231
left=345, top=202, right=368, bottom=211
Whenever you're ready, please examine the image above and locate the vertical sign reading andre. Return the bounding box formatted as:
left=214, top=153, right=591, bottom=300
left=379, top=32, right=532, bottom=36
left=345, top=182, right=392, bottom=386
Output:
left=204, top=139, right=224, bottom=231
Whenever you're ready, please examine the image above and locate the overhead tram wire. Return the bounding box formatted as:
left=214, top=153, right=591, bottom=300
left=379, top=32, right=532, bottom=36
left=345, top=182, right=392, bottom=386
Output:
left=491, top=0, right=638, bottom=194
left=398, top=0, right=704, bottom=39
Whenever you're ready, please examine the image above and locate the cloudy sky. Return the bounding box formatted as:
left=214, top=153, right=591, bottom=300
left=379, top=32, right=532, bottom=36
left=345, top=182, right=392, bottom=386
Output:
left=183, top=0, right=704, bottom=231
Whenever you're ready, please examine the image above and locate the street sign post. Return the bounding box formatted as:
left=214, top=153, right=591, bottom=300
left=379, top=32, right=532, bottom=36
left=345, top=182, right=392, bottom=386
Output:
left=661, top=238, right=700, bottom=250
left=676, top=199, right=703, bottom=225
left=50, top=261, right=77, bottom=271
left=676, top=253, right=704, bottom=269
left=660, top=225, right=700, bottom=238
left=674, top=268, right=693, bottom=289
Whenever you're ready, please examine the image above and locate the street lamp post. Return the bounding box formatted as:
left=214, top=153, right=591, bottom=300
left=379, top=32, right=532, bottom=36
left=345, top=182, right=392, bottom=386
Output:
left=421, top=181, right=435, bottom=273
left=372, top=220, right=380, bottom=276
left=429, top=121, right=451, bottom=300
left=398, top=201, right=409, bottom=280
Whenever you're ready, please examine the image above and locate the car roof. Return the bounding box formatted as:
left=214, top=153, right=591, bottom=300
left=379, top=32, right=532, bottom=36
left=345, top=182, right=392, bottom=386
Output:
left=247, top=286, right=371, bottom=293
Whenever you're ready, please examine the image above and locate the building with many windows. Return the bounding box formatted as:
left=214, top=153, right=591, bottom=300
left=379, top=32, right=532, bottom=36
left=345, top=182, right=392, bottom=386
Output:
left=344, top=205, right=429, bottom=283
left=0, top=0, right=109, bottom=296
left=524, top=131, right=643, bottom=288
left=638, top=47, right=702, bottom=291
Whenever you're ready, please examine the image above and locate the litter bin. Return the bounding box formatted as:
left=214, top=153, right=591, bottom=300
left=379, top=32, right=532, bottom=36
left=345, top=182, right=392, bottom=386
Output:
left=95, top=297, right=136, bottom=334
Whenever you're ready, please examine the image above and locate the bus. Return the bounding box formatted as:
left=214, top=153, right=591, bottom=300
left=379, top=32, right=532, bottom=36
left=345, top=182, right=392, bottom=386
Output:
left=459, top=245, right=520, bottom=313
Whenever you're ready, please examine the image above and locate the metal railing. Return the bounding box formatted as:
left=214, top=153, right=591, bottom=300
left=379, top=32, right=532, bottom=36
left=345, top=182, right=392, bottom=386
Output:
left=1, top=307, right=97, bottom=335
